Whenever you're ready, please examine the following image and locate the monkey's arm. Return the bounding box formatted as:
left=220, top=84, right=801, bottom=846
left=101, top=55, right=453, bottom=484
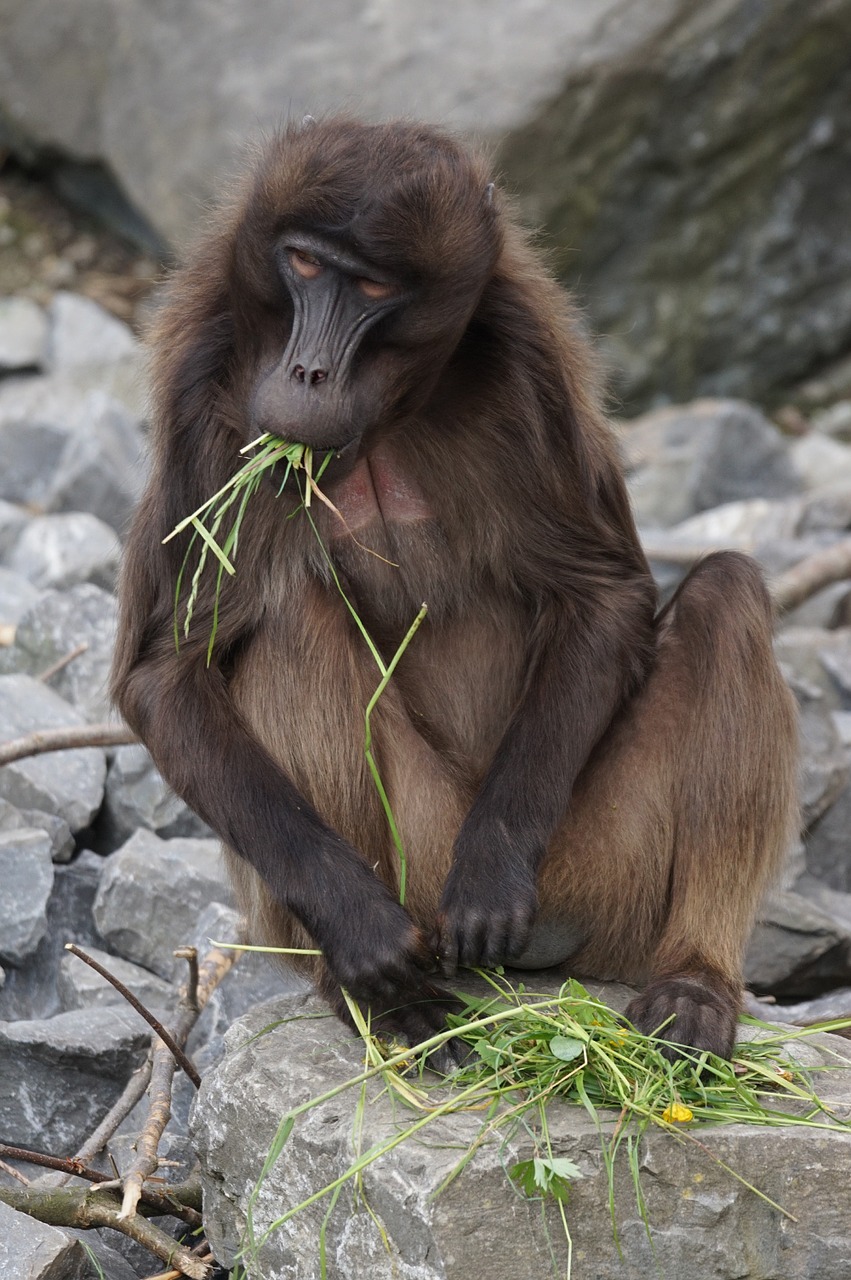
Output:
left=113, top=622, right=432, bottom=1003
left=438, top=583, right=654, bottom=971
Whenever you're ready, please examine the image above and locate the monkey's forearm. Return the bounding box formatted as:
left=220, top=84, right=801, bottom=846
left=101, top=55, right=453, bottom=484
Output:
left=457, top=613, right=636, bottom=865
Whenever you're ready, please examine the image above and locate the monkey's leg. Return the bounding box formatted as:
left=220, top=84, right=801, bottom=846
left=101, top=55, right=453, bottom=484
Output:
left=536, top=552, right=798, bottom=1058
left=624, top=553, right=798, bottom=1056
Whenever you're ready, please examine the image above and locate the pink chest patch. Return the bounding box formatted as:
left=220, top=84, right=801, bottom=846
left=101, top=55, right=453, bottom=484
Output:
left=327, top=442, right=432, bottom=534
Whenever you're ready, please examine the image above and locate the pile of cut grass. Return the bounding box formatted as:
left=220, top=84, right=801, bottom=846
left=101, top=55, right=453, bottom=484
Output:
left=225, top=970, right=851, bottom=1278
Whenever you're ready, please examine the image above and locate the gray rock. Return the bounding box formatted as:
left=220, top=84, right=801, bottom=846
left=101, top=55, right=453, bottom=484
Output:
left=0, top=1200, right=86, bottom=1280
left=0, top=852, right=105, bottom=1022
left=193, top=989, right=851, bottom=1280
left=0, top=566, right=41, bottom=624
left=789, top=434, right=851, bottom=491
left=100, top=743, right=213, bottom=849
left=812, top=400, right=851, bottom=443
left=0, top=498, right=28, bottom=558
left=5, top=512, right=120, bottom=592
left=0, top=674, right=106, bottom=831
left=806, top=781, right=851, bottom=891
left=0, top=360, right=147, bottom=533
left=0, top=297, right=48, bottom=373
left=0, top=797, right=74, bottom=863
left=787, top=690, right=850, bottom=828
left=92, top=829, right=231, bottom=979
left=0, top=1006, right=150, bottom=1152
left=820, top=635, right=851, bottom=707
left=0, top=828, right=54, bottom=965
left=833, top=709, right=851, bottom=748
left=796, top=873, right=851, bottom=934
left=46, top=291, right=138, bottom=371
left=757, top=987, right=851, bottom=1026
left=776, top=626, right=851, bottom=712
left=4, top=2, right=851, bottom=409
left=745, top=890, right=851, bottom=998
left=167, top=902, right=308, bottom=1132
left=797, top=481, right=851, bottom=533
left=0, top=584, right=117, bottom=721
left=621, top=401, right=800, bottom=528
left=0, top=0, right=623, bottom=247
left=502, top=0, right=851, bottom=411
left=57, top=942, right=174, bottom=1011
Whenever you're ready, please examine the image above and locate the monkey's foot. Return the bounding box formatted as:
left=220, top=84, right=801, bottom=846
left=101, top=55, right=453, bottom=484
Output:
left=625, top=973, right=740, bottom=1061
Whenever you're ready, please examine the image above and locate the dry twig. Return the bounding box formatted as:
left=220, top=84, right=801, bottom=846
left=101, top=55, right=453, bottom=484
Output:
left=0, top=1184, right=209, bottom=1279
left=772, top=536, right=851, bottom=613
left=0, top=722, right=136, bottom=765
left=1, top=1143, right=202, bottom=1228
left=37, top=642, right=90, bottom=683
left=64, top=944, right=201, bottom=1087
left=121, top=944, right=236, bottom=1220
left=640, top=534, right=851, bottom=613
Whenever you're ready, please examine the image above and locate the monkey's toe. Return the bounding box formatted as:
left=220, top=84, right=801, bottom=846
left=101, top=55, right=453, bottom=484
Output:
left=626, top=973, right=740, bottom=1061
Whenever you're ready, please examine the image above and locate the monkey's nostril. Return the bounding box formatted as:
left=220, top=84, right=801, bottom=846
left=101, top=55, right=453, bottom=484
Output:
left=310, top=368, right=327, bottom=385
left=292, top=364, right=306, bottom=382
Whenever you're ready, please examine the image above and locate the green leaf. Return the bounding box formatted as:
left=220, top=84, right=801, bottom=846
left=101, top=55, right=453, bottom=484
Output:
left=541, top=1157, right=583, bottom=1181
left=550, top=1035, right=585, bottom=1062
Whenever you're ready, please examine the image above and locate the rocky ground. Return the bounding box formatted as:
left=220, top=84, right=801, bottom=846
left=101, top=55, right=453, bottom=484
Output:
left=1, top=175, right=851, bottom=1279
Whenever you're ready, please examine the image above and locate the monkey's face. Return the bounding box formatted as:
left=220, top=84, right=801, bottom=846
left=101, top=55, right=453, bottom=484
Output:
left=250, top=232, right=413, bottom=452
left=234, top=118, right=503, bottom=455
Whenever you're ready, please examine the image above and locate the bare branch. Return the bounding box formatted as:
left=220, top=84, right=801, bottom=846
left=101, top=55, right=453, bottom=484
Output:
left=0, top=722, right=136, bottom=765
left=1, top=1143, right=202, bottom=1228
left=640, top=535, right=851, bottom=615
left=772, top=536, right=851, bottom=613
left=0, top=1157, right=29, bottom=1185
left=37, top=642, right=90, bottom=683
left=64, top=944, right=201, bottom=1088
left=0, top=1184, right=209, bottom=1279
left=121, top=944, right=237, bottom=1220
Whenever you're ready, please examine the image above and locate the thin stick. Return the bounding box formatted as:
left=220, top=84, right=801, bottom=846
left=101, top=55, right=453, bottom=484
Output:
left=0, top=1158, right=29, bottom=1185
left=773, top=536, right=851, bottom=613
left=64, top=944, right=200, bottom=1088
left=57, top=1058, right=153, bottom=1178
left=120, top=944, right=237, bottom=1221
left=0, top=723, right=136, bottom=765
left=37, top=642, right=89, bottom=683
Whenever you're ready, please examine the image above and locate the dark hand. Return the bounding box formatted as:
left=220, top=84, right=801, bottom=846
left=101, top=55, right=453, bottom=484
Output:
left=300, top=856, right=433, bottom=1002
left=435, top=824, right=540, bottom=976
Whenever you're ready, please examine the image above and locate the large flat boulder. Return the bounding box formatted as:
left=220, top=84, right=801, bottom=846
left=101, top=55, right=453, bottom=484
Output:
left=193, top=986, right=851, bottom=1280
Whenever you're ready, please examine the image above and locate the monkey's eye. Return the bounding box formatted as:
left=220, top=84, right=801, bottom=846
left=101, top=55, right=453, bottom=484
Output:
left=357, top=277, right=398, bottom=301
left=289, top=249, right=323, bottom=280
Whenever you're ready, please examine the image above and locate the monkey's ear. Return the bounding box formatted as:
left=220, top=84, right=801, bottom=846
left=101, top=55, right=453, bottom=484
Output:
left=302, top=114, right=316, bottom=129
left=484, top=182, right=495, bottom=206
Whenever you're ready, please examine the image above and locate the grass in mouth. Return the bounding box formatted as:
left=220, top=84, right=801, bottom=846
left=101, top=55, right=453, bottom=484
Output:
left=164, top=433, right=425, bottom=904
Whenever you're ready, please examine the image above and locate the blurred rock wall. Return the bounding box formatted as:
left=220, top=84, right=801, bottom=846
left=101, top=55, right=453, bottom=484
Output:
left=1, top=0, right=850, bottom=408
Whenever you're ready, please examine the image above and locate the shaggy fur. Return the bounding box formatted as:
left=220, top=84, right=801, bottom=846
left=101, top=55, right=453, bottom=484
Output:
left=113, top=118, right=798, bottom=1060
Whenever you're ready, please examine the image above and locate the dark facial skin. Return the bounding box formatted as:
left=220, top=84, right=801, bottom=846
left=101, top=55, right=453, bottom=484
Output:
left=252, top=234, right=408, bottom=450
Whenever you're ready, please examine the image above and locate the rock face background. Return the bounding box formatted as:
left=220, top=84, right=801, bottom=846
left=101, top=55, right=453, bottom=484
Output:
left=2, top=0, right=850, bottom=408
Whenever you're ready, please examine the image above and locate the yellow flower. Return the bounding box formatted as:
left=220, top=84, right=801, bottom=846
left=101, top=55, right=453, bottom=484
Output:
left=662, top=1102, right=694, bottom=1123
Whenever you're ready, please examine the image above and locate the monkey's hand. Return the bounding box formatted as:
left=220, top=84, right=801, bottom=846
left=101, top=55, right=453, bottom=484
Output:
left=297, top=852, right=433, bottom=1002
left=435, top=825, right=540, bottom=976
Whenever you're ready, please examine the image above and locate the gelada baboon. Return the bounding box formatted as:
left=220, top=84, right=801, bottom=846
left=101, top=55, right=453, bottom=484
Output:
left=113, top=117, right=798, bottom=1064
